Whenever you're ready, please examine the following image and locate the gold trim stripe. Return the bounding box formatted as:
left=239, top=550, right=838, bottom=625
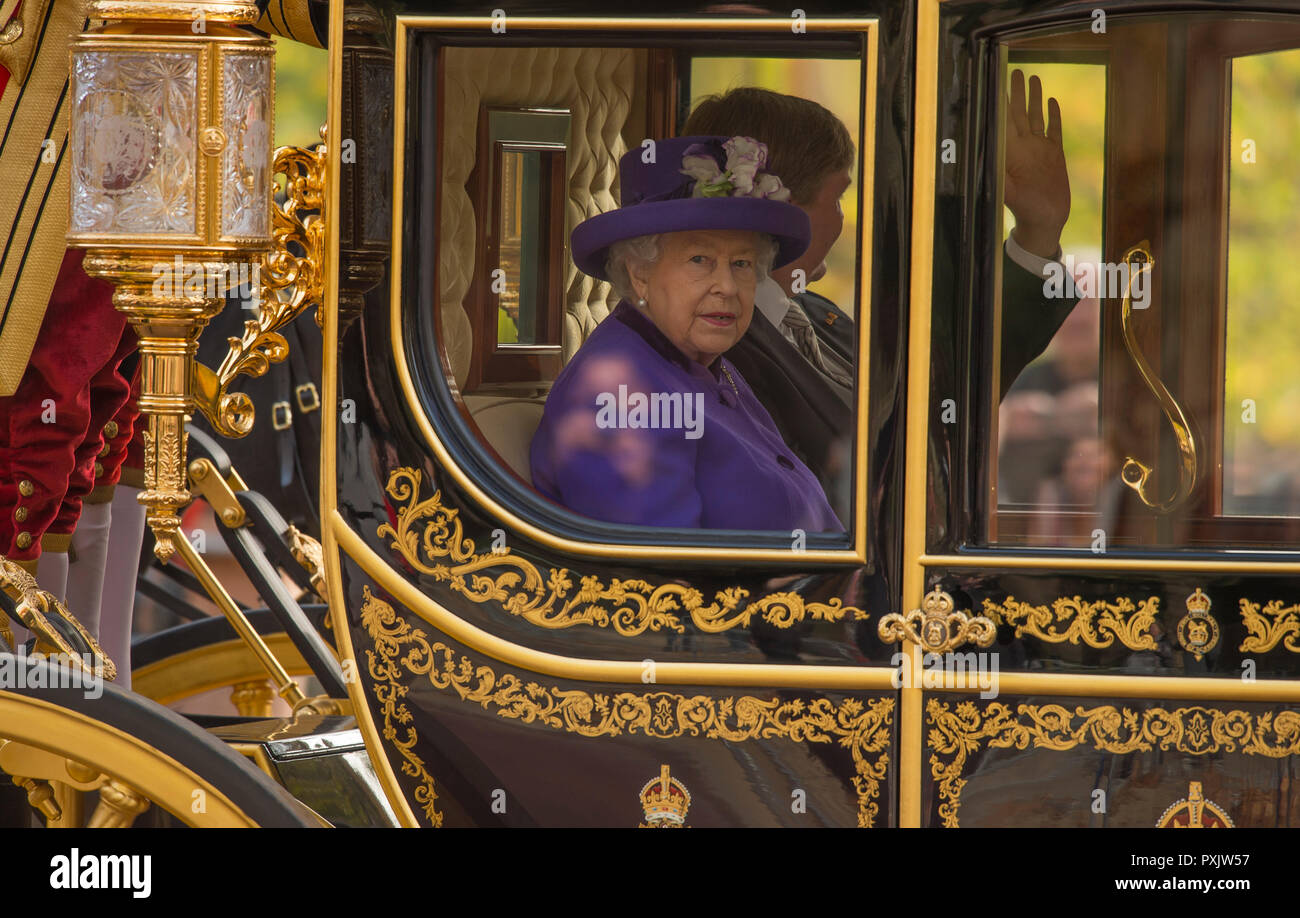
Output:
left=899, top=0, right=943, bottom=829
left=321, top=0, right=417, bottom=828
left=924, top=552, right=1300, bottom=574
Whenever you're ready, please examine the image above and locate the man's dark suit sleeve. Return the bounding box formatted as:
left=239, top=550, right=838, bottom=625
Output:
left=998, top=250, right=1079, bottom=399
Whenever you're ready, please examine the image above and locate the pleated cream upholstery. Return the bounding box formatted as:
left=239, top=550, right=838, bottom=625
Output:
left=440, top=47, right=638, bottom=386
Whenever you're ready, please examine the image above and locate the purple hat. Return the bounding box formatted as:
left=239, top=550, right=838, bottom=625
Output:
left=571, top=136, right=811, bottom=281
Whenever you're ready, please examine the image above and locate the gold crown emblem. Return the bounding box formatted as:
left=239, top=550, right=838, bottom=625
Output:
left=1157, top=781, right=1234, bottom=828
left=1177, top=589, right=1219, bottom=661
left=639, top=765, right=691, bottom=828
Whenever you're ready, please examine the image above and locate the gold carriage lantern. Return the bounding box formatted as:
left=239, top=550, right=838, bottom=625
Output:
left=68, top=0, right=274, bottom=556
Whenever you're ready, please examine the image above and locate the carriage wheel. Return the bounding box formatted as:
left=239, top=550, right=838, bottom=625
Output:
left=132, top=609, right=316, bottom=716
left=0, top=654, right=321, bottom=827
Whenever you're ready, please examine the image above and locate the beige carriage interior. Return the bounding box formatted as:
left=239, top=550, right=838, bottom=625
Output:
left=439, top=46, right=660, bottom=481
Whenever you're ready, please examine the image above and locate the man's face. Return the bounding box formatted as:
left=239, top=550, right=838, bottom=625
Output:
left=772, top=168, right=851, bottom=296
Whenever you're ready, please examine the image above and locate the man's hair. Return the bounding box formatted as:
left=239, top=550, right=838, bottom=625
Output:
left=681, top=87, right=855, bottom=205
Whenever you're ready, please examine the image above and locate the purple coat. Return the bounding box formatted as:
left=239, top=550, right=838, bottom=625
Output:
left=530, top=301, right=844, bottom=532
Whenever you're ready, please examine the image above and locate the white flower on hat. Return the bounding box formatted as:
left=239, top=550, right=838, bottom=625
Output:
left=679, top=136, right=793, bottom=200
left=723, top=136, right=765, bottom=194
left=680, top=153, right=732, bottom=197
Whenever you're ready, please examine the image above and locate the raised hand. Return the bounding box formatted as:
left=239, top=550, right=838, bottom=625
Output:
left=1005, top=69, right=1071, bottom=259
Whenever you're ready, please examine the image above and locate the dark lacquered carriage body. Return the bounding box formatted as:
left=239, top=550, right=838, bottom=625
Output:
left=314, top=0, right=1300, bottom=828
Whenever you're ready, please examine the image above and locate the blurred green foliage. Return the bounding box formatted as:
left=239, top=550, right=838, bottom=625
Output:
left=1226, top=48, right=1300, bottom=497
left=274, top=36, right=328, bottom=149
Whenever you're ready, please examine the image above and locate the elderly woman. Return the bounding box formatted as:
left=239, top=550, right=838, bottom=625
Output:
left=529, top=136, right=842, bottom=532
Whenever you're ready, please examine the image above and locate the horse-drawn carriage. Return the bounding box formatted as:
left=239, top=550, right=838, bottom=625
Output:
left=3, top=0, right=1300, bottom=828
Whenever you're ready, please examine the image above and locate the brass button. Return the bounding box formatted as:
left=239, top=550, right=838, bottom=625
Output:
left=15, top=532, right=31, bottom=549
left=103, top=420, right=119, bottom=439
left=98, top=442, right=111, bottom=457
left=0, top=20, right=22, bottom=46
left=13, top=507, right=26, bottom=522
left=94, top=461, right=104, bottom=478
left=18, top=479, right=33, bottom=497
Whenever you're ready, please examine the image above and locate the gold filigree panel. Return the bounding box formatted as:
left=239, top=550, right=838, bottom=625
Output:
left=985, top=591, right=1300, bottom=657
left=378, top=468, right=868, bottom=637
left=1239, top=599, right=1300, bottom=655
left=359, top=585, right=892, bottom=827
left=927, top=699, right=1300, bottom=827
left=983, top=595, right=1159, bottom=651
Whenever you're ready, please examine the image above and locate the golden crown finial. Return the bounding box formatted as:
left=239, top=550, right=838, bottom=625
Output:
left=639, top=764, right=691, bottom=827
left=1186, top=588, right=1211, bottom=613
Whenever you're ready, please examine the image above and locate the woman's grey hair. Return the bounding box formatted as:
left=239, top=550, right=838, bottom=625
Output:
left=604, top=232, right=780, bottom=305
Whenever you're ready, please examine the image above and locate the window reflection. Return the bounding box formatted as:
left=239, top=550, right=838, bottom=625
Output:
left=1224, top=48, right=1300, bottom=516
left=987, top=20, right=1300, bottom=549
left=995, top=59, right=1106, bottom=546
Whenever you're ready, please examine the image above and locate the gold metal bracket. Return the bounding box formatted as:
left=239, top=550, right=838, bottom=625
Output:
left=878, top=588, right=996, bottom=654
left=1117, top=241, right=1199, bottom=513
left=170, top=530, right=309, bottom=710
left=285, top=524, right=329, bottom=603
left=191, top=141, right=327, bottom=438
left=0, top=558, right=116, bottom=680
left=188, top=458, right=246, bottom=528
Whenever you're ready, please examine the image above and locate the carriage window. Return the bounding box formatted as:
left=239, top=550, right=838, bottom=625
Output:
left=425, top=33, right=873, bottom=540
left=465, top=107, right=569, bottom=391
left=985, top=16, right=1300, bottom=550
left=995, top=59, right=1106, bottom=525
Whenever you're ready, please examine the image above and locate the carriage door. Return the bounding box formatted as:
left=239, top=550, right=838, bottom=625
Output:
left=906, top=2, right=1300, bottom=826
left=325, top=8, right=928, bottom=826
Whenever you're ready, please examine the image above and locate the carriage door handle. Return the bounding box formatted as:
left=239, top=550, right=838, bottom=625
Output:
left=1117, top=241, right=1199, bottom=513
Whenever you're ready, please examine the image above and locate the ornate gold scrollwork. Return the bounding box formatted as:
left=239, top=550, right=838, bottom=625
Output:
left=1117, top=241, right=1199, bottom=512
left=285, top=524, right=328, bottom=603
left=1239, top=598, right=1300, bottom=655
left=378, top=468, right=868, bottom=637
left=927, top=699, right=1300, bottom=827
left=0, top=558, right=116, bottom=680
left=359, top=586, right=893, bottom=827
left=983, top=594, right=1160, bottom=652
left=878, top=588, right=995, bottom=654
left=192, top=140, right=327, bottom=438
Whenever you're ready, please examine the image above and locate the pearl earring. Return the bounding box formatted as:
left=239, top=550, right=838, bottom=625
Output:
left=636, top=297, right=647, bottom=308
